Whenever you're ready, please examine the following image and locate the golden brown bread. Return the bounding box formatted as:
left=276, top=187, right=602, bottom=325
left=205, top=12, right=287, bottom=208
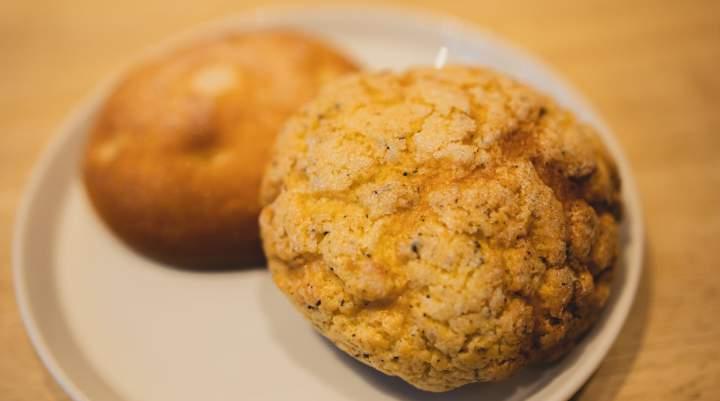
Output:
left=84, top=30, right=358, bottom=268
left=260, top=66, right=622, bottom=391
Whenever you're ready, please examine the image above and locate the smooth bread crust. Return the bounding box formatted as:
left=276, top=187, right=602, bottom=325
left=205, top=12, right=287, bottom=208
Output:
left=260, top=66, right=622, bottom=391
left=84, top=30, right=358, bottom=267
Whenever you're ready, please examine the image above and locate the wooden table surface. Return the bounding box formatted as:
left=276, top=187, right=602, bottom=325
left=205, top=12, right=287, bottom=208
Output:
left=1, top=0, right=719, bottom=400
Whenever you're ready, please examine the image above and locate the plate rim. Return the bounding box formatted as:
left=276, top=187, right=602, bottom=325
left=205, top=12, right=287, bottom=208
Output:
left=12, top=5, right=645, bottom=401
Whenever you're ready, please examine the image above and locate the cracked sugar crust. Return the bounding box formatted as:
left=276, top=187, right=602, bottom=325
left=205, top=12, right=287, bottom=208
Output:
left=259, top=66, right=622, bottom=391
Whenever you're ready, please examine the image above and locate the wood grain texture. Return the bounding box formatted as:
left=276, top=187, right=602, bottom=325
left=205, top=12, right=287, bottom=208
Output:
left=1, top=0, right=718, bottom=400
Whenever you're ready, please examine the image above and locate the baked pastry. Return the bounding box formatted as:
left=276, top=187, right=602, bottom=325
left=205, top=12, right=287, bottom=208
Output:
left=260, top=66, right=622, bottom=391
left=84, top=30, right=358, bottom=268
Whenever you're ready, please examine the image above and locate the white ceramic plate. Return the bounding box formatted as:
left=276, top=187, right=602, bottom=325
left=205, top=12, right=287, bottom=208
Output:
left=13, top=6, right=643, bottom=401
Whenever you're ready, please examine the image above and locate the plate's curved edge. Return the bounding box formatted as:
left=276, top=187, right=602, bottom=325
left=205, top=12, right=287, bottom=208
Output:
left=12, top=86, right=106, bottom=401
left=11, top=5, right=645, bottom=401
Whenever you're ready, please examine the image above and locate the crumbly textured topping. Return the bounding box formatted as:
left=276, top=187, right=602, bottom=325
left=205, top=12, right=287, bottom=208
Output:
left=260, top=66, right=622, bottom=391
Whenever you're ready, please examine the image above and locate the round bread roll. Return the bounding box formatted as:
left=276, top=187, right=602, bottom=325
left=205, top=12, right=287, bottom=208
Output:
left=84, top=30, right=358, bottom=268
left=260, top=66, right=622, bottom=391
